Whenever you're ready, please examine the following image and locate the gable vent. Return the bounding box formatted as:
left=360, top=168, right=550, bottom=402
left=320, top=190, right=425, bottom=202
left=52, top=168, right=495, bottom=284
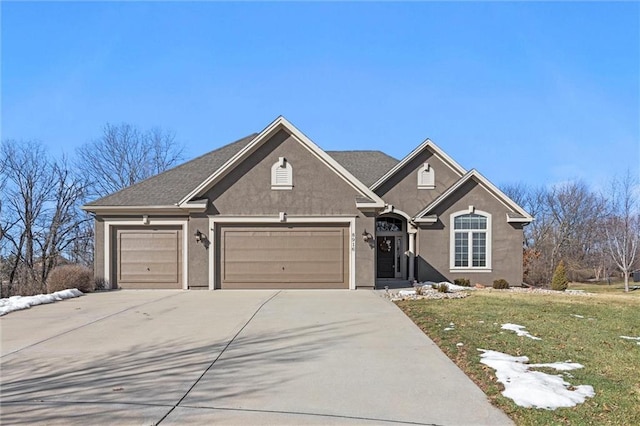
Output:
left=418, top=162, right=435, bottom=189
left=271, top=158, right=293, bottom=190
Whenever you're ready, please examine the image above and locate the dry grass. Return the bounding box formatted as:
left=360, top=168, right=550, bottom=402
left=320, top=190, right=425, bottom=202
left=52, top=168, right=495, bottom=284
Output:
left=397, top=289, right=640, bottom=425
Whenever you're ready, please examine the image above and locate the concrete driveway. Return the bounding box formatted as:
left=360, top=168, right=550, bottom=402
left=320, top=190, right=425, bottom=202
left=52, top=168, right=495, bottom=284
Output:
left=0, top=290, right=512, bottom=425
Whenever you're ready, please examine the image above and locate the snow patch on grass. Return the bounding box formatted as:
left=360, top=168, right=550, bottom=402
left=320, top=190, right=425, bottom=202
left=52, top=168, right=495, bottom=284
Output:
left=478, top=349, right=595, bottom=410
left=0, top=289, right=83, bottom=316
left=501, top=323, right=542, bottom=340
left=620, top=336, right=640, bottom=345
left=420, top=281, right=475, bottom=292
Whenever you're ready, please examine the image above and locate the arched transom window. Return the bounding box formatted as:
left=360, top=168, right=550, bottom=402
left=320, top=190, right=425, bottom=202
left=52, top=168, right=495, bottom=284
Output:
left=450, top=210, right=492, bottom=271
left=376, top=217, right=403, bottom=233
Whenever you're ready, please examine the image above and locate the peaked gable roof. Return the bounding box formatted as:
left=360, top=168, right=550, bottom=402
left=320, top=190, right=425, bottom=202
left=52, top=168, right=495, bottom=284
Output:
left=178, top=116, right=385, bottom=208
left=327, top=151, right=399, bottom=187
left=414, top=169, right=533, bottom=223
left=370, top=139, right=466, bottom=191
left=83, top=134, right=256, bottom=209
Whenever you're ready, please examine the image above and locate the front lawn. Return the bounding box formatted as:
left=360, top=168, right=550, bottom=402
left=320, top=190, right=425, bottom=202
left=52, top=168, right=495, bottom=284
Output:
left=397, top=289, right=640, bottom=425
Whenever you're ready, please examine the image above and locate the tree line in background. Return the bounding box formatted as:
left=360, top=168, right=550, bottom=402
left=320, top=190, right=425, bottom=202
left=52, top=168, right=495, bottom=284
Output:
left=1, top=125, right=638, bottom=296
left=503, top=174, right=639, bottom=292
left=0, top=124, right=184, bottom=297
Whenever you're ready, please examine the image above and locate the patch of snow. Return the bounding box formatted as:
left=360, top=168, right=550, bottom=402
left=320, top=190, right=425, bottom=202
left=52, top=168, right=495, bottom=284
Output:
left=419, top=281, right=475, bottom=292
left=501, top=323, right=542, bottom=340
left=444, top=322, right=455, bottom=331
left=571, top=314, right=585, bottom=318
left=620, top=336, right=640, bottom=345
left=397, top=289, right=416, bottom=297
left=478, top=349, right=595, bottom=410
left=456, top=342, right=464, bottom=347
left=385, top=287, right=469, bottom=301
left=0, top=289, right=83, bottom=316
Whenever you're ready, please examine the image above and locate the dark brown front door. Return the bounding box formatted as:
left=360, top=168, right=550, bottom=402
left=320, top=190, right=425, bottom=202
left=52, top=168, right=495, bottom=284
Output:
left=377, top=236, right=395, bottom=278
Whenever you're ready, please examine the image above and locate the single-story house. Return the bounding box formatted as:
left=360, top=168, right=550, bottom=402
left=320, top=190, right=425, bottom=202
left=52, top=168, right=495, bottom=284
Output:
left=82, top=116, right=532, bottom=290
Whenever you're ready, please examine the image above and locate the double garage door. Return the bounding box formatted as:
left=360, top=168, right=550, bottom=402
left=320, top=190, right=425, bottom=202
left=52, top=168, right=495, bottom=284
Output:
left=219, top=224, right=350, bottom=289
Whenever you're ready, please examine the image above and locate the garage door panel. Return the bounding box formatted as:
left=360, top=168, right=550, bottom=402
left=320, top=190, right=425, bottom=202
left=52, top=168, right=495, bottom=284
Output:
left=115, top=228, right=182, bottom=289
left=220, top=225, right=349, bottom=289
left=223, top=260, right=344, bottom=283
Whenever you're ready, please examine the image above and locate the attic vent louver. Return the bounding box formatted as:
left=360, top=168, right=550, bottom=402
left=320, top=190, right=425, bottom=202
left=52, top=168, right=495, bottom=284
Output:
left=271, top=158, right=293, bottom=190
left=418, top=162, right=435, bottom=189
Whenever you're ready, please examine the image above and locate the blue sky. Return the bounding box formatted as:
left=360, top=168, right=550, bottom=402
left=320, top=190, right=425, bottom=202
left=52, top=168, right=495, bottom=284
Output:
left=2, top=1, right=638, bottom=189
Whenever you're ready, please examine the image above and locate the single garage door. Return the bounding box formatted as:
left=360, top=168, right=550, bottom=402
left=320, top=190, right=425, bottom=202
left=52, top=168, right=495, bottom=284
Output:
left=219, top=224, right=349, bottom=289
left=114, top=226, right=183, bottom=289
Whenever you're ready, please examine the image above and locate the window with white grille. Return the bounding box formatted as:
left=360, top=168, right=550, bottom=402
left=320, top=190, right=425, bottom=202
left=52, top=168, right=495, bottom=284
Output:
left=449, top=209, right=492, bottom=272
left=271, top=157, right=293, bottom=190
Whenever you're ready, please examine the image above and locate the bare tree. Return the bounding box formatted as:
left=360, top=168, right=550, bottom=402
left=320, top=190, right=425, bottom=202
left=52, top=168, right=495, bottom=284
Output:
left=545, top=181, right=606, bottom=281
left=76, top=123, right=184, bottom=198
left=37, top=157, right=91, bottom=283
left=1, top=140, right=53, bottom=292
left=0, top=140, right=89, bottom=296
left=603, top=171, right=640, bottom=292
left=502, top=181, right=608, bottom=286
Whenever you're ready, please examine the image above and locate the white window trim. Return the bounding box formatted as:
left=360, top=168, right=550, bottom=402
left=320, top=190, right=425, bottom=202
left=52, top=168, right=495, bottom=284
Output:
left=271, top=157, right=293, bottom=190
left=208, top=216, right=356, bottom=290
left=449, top=209, right=492, bottom=272
left=103, top=218, right=189, bottom=290
left=417, top=162, right=435, bottom=189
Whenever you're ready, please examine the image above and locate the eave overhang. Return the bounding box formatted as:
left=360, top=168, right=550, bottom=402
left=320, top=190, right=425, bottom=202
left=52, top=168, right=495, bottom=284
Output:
left=81, top=201, right=207, bottom=215
left=414, top=215, right=438, bottom=224
left=356, top=197, right=385, bottom=211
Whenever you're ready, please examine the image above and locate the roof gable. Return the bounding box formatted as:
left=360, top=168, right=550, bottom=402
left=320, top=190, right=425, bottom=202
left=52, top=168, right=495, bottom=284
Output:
left=414, top=169, right=533, bottom=223
left=370, top=139, right=466, bottom=191
left=179, top=116, right=385, bottom=208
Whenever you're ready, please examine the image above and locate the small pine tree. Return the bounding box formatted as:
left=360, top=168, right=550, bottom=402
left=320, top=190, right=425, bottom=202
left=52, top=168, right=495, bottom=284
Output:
left=551, top=260, right=569, bottom=291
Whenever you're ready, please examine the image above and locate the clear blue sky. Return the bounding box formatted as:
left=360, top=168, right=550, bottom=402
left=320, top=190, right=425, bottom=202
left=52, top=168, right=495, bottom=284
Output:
left=2, top=1, right=639, bottom=189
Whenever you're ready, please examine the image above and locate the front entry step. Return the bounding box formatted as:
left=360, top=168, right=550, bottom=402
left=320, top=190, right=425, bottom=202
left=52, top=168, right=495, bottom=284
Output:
left=375, top=280, right=412, bottom=290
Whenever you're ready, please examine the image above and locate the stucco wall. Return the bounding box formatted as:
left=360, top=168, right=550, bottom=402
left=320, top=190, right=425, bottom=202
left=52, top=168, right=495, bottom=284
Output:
left=205, top=130, right=367, bottom=216
left=375, top=148, right=462, bottom=217
left=416, top=179, right=525, bottom=286
left=355, top=212, right=376, bottom=288
left=93, top=217, right=105, bottom=282
left=204, top=129, right=375, bottom=288
left=188, top=215, right=210, bottom=288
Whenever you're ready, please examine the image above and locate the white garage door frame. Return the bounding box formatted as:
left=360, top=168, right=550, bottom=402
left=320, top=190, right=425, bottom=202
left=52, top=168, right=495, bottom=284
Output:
left=208, top=216, right=356, bottom=290
left=103, top=218, right=189, bottom=290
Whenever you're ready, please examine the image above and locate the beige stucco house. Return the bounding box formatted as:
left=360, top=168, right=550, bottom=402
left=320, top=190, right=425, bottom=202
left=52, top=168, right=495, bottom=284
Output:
left=83, top=116, right=532, bottom=290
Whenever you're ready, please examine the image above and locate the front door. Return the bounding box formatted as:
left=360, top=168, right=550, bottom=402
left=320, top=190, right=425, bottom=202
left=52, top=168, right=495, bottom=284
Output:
left=377, top=236, right=404, bottom=279
left=377, top=236, right=395, bottom=278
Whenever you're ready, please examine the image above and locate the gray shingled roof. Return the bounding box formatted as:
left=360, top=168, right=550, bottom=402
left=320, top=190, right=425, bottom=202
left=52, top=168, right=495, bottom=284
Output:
left=86, top=134, right=257, bottom=206
left=327, top=151, right=399, bottom=187
left=85, top=137, right=399, bottom=208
